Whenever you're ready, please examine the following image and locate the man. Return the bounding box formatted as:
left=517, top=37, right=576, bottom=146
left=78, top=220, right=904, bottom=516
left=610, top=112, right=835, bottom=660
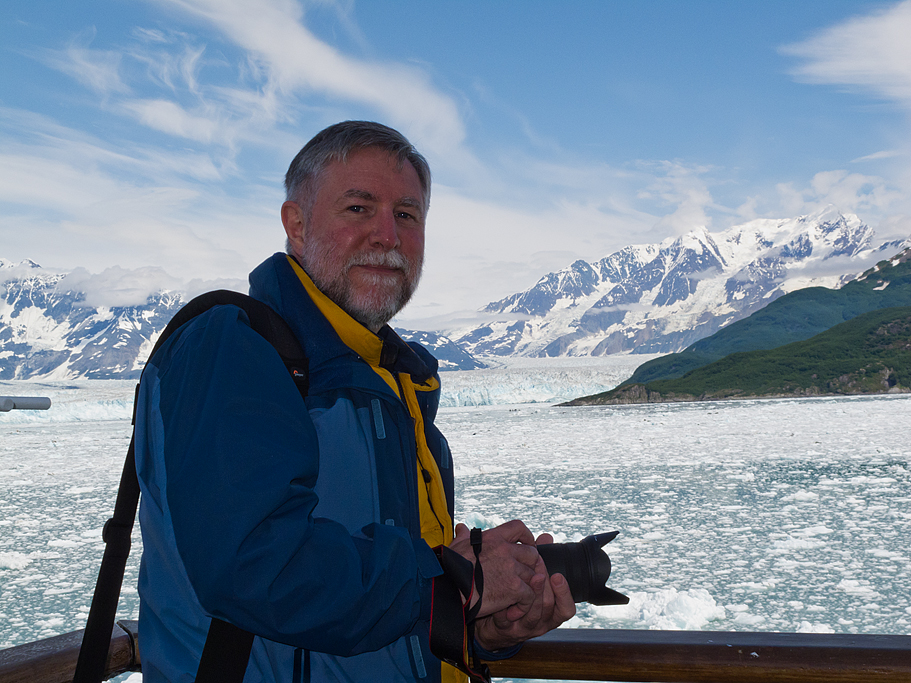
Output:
left=135, top=121, right=574, bottom=683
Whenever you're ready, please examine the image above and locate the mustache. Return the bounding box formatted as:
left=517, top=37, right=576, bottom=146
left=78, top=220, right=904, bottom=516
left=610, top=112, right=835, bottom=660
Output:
left=346, top=251, right=412, bottom=272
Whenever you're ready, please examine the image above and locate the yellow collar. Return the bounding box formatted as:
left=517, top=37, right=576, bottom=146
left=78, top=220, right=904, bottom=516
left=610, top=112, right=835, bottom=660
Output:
left=287, top=255, right=387, bottom=366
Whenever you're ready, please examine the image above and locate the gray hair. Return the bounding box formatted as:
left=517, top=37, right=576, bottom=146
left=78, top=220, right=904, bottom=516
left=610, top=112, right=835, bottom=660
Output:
left=284, top=121, right=431, bottom=217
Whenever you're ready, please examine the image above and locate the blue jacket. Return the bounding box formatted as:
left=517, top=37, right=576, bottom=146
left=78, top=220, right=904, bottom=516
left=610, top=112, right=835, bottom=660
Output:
left=136, top=253, right=456, bottom=682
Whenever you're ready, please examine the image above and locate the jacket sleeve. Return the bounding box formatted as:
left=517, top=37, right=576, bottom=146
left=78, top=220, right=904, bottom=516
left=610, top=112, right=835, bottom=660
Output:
left=141, top=305, right=442, bottom=655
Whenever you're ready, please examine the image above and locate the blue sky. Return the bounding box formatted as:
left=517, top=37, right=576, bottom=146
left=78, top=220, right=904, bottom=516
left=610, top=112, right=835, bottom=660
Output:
left=2, top=0, right=910, bottom=325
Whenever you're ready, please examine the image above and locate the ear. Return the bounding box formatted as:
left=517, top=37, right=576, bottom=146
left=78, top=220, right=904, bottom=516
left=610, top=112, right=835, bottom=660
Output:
left=281, top=201, right=306, bottom=256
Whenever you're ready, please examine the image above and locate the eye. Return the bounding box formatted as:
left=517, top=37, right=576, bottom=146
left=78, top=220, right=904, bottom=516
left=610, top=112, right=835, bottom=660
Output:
left=396, top=210, right=416, bottom=221
left=347, top=205, right=366, bottom=213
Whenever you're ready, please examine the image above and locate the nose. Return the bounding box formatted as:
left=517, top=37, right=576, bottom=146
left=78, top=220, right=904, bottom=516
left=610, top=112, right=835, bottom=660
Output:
left=368, top=209, right=401, bottom=251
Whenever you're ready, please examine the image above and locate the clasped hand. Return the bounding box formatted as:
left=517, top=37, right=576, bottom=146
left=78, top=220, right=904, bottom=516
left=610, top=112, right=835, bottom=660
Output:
left=448, top=520, right=576, bottom=650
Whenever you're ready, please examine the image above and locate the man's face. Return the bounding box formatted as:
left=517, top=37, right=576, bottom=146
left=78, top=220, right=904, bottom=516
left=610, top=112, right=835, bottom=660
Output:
left=282, top=147, right=426, bottom=331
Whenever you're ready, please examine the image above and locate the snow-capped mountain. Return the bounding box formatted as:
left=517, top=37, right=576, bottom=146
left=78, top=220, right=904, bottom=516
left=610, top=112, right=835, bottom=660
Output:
left=0, top=260, right=483, bottom=380
left=0, top=260, right=185, bottom=379
left=4, top=207, right=907, bottom=378
left=451, top=207, right=909, bottom=357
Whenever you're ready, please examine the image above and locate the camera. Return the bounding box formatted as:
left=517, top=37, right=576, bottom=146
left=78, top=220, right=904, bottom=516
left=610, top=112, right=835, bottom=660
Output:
left=536, top=531, right=629, bottom=605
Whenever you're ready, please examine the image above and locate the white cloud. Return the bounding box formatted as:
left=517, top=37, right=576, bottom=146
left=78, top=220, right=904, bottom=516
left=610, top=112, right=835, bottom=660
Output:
left=876, top=213, right=911, bottom=244
left=781, top=1, right=911, bottom=106
left=0, top=106, right=283, bottom=283
left=151, top=0, right=468, bottom=160
left=129, top=42, right=205, bottom=93
left=777, top=1, right=911, bottom=239
left=122, top=98, right=222, bottom=143
left=852, top=150, right=905, bottom=163
left=37, top=30, right=130, bottom=96
left=399, top=184, right=661, bottom=323
left=12, top=0, right=909, bottom=325
left=33, top=22, right=288, bottom=151
left=57, top=266, right=246, bottom=308
left=59, top=266, right=183, bottom=307
left=636, top=161, right=717, bottom=237
left=774, top=170, right=905, bottom=219
left=783, top=251, right=884, bottom=281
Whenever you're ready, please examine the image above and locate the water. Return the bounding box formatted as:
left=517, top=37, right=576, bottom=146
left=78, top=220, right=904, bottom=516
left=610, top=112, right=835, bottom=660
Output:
left=2, top=380, right=910, bottom=670
left=448, top=398, right=911, bottom=635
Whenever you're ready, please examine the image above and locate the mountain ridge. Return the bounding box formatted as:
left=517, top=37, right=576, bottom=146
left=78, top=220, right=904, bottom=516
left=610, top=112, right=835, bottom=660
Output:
left=624, top=245, right=911, bottom=385
left=449, top=207, right=908, bottom=359
left=4, top=207, right=909, bottom=380
left=563, top=305, right=911, bottom=405
left=0, top=262, right=482, bottom=379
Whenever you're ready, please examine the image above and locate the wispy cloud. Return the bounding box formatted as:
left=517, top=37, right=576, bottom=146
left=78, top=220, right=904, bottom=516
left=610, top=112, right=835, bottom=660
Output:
left=776, top=170, right=905, bottom=218
left=148, top=0, right=468, bottom=159
left=58, top=266, right=246, bottom=308
left=781, top=1, right=911, bottom=107
left=60, top=266, right=183, bottom=307
left=36, top=29, right=130, bottom=96
left=776, top=1, right=911, bottom=231
left=122, top=98, right=222, bottom=143
left=0, top=106, right=281, bottom=282
left=852, top=150, right=905, bottom=163
left=11, top=0, right=911, bottom=323
left=636, top=161, right=717, bottom=237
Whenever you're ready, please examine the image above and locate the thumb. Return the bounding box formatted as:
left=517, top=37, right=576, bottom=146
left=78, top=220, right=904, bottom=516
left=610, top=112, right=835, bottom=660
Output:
left=453, top=523, right=470, bottom=542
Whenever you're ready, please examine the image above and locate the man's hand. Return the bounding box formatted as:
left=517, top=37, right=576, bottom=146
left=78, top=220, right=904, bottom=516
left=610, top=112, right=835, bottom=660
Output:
left=448, top=521, right=542, bottom=619
left=473, top=533, right=576, bottom=651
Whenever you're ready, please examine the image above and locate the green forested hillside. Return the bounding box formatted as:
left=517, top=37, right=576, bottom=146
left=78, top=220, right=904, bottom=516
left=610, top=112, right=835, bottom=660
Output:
left=567, top=305, right=911, bottom=405
left=624, top=247, right=911, bottom=385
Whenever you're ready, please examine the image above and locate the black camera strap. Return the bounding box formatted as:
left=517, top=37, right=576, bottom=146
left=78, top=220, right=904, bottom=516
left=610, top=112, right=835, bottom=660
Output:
left=428, top=532, right=491, bottom=683
left=467, top=528, right=486, bottom=675
left=73, top=290, right=309, bottom=683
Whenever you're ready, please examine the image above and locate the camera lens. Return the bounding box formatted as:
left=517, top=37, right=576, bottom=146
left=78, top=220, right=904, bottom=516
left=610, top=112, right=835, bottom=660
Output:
left=537, top=531, right=629, bottom=606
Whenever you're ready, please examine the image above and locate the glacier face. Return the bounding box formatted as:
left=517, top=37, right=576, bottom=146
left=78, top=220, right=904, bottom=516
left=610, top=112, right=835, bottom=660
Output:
left=451, top=207, right=908, bottom=358
left=437, top=354, right=660, bottom=407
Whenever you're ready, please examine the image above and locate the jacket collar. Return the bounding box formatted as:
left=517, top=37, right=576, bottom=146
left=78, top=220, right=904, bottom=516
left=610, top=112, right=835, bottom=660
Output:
left=249, top=253, right=432, bottom=385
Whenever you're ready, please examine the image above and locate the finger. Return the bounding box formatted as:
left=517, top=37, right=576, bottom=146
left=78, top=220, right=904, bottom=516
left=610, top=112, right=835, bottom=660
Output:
left=522, top=569, right=548, bottom=623
left=454, top=523, right=469, bottom=540
left=502, top=541, right=542, bottom=571
left=486, top=519, right=535, bottom=546
left=550, top=573, right=576, bottom=622
left=538, top=560, right=556, bottom=617
left=512, top=560, right=538, bottom=585
left=510, top=570, right=538, bottom=610
left=535, top=532, right=554, bottom=545
left=503, top=602, right=529, bottom=622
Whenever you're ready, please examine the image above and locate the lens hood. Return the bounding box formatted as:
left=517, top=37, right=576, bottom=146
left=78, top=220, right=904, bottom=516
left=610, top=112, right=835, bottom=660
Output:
left=536, top=531, right=629, bottom=605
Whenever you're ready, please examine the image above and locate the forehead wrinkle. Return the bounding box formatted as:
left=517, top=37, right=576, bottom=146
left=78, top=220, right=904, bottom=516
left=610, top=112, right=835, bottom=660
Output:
left=342, top=188, right=378, bottom=202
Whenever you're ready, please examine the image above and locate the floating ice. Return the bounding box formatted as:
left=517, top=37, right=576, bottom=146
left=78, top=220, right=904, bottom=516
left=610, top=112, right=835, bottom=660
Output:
left=733, top=612, right=766, bottom=627
left=797, top=621, right=835, bottom=633
left=592, top=588, right=726, bottom=630
left=2, top=379, right=910, bottom=655
left=837, top=579, right=880, bottom=597
left=0, top=552, right=32, bottom=570
left=782, top=490, right=820, bottom=502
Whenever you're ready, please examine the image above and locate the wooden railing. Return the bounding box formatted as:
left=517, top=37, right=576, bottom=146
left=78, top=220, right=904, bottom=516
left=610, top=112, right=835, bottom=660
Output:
left=1, top=624, right=910, bottom=682
left=487, top=628, right=911, bottom=682
left=0, top=621, right=137, bottom=683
